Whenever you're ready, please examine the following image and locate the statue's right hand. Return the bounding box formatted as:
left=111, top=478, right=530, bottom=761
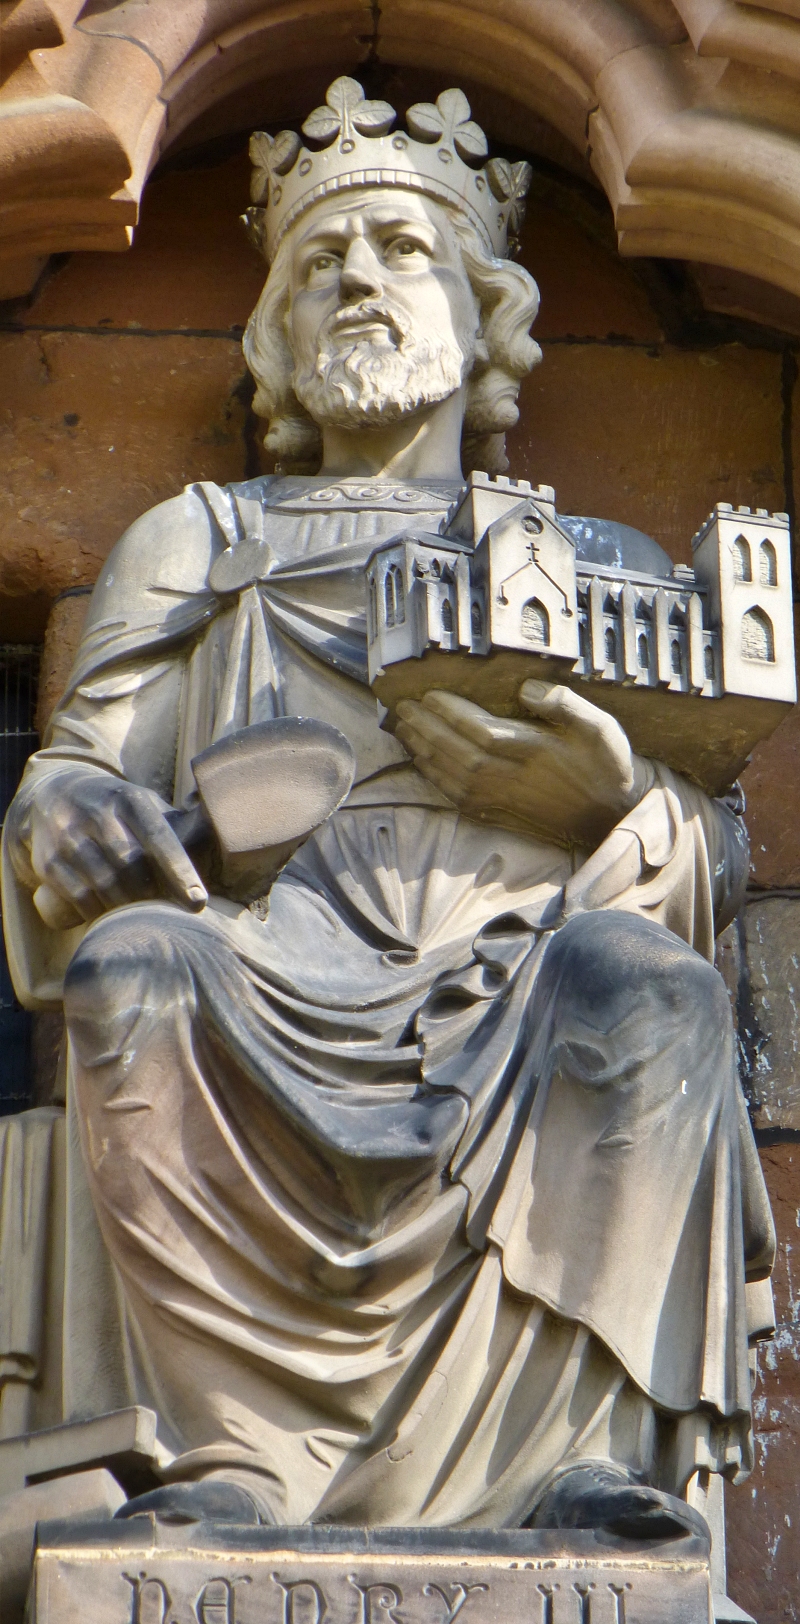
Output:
left=7, top=773, right=207, bottom=929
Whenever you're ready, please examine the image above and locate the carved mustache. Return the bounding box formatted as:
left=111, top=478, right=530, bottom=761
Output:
left=325, top=301, right=408, bottom=347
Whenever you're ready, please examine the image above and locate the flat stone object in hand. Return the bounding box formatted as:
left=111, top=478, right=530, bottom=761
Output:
left=190, top=716, right=356, bottom=897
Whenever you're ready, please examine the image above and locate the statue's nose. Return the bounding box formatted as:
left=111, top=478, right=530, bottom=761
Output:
left=340, top=236, right=383, bottom=301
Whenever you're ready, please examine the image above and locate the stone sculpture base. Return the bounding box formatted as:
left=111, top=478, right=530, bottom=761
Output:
left=28, top=1521, right=713, bottom=1624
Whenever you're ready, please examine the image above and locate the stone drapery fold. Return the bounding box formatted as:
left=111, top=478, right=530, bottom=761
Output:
left=0, top=473, right=772, bottom=1522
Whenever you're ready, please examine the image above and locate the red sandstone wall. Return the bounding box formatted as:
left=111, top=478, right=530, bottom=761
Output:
left=1, top=144, right=798, bottom=1616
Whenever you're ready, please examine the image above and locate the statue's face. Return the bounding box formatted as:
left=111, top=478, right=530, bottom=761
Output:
left=286, top=189, right=480, bottom=428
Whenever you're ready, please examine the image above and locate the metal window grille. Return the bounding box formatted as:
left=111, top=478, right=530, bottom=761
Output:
left=0, top=645, right=40, bottom=1115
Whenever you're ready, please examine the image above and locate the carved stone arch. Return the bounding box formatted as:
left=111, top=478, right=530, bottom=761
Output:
left=521, top=598, right=550, bottom=647
left=741, top=605, right=775, bottom=662
left=733, top=536, right=753, bottom=583
left=384, top=563, right=405, bottom=629
left=4, top=0, right=800, bottom=300
left=759, top=539, right=778, bottom=586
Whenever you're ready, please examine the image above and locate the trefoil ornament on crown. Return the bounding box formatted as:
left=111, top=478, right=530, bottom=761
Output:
left=244, top=77, right=532, bottom=263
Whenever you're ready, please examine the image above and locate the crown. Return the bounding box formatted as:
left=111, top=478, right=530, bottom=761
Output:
left=245, top=78, right=531, bottom=263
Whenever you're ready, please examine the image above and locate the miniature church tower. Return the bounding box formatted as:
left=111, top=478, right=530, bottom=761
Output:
left=692, top=504, right=795, bottom=704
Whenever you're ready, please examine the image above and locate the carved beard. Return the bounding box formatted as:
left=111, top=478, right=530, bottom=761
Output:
left=292, top=300, right=470, bottom=427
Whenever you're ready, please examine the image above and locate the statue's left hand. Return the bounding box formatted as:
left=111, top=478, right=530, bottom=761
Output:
left=394, top=679, right=651, bottom=848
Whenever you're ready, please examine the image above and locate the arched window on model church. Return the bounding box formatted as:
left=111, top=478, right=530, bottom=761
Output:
left=759, top=540, right=778, bottom=585
left=368, top=573, right=378, bottom=643
left=384, top=564, right=405, bottom=628
left=741, top=606, right=775, bottom=662
left=521, top=599, right=550, bottom=647
left=733, top=536, right=752, bottom=582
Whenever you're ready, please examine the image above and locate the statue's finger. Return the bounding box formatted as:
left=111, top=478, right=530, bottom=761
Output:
left=414, top=743, right=529, bottom=807
left=33, top=885, right=85, bottom=932
left=65, top=838, right=146, bottom=912
left=34, top=857, right=105, bottom=923
left=416, top=690, right=549, bottom=753
left=396, top=708, right=489, bottom=775
left=407, top=756, right=465, bottom=805
left=89, top=816, right=156, bottom=900
left=124, top=794, right=207, bottom=911
left=44, top=826, right=147, bottom=914
left=417, top=691, right=495, bottom=726
left=419, top=690, right=518, bottom=743
left=93, top=803, right=147, bottom=864
left=519, top=679, right=624, bottom=742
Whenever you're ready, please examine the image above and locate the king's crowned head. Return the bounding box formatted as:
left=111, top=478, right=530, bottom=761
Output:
left=242, top=77, right=542, bottom=478
left=245, top=77, right=532, bottom=263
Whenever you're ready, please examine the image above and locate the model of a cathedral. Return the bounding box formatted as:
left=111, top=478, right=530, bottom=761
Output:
left=366, top=473, right=796, bottom=795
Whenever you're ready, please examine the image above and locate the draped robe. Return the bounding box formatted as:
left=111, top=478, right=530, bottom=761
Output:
left=1, top=475, right=775, bottom=1527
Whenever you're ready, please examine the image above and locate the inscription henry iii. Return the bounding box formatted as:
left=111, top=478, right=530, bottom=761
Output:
left=33, top=1552, right=709, bottom=1624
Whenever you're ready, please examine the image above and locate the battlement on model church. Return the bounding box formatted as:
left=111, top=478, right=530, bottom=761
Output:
left=366, top=472, right=797, bottom=796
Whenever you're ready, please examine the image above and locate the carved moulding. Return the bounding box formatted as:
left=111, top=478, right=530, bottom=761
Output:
left=4, top=0, right=800, bottom=301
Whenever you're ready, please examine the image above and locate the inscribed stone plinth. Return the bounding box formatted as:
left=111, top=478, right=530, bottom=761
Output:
left=29, top=1526, right=713, bottom=1624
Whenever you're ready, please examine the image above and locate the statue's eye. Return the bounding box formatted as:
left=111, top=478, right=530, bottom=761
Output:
left=386, top=235, right=434, bottom=265
left=304, top=252, right=342, bottom=284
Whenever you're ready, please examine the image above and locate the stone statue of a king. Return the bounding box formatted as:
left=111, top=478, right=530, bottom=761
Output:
left=1, top=79, right=775, bottom=1540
